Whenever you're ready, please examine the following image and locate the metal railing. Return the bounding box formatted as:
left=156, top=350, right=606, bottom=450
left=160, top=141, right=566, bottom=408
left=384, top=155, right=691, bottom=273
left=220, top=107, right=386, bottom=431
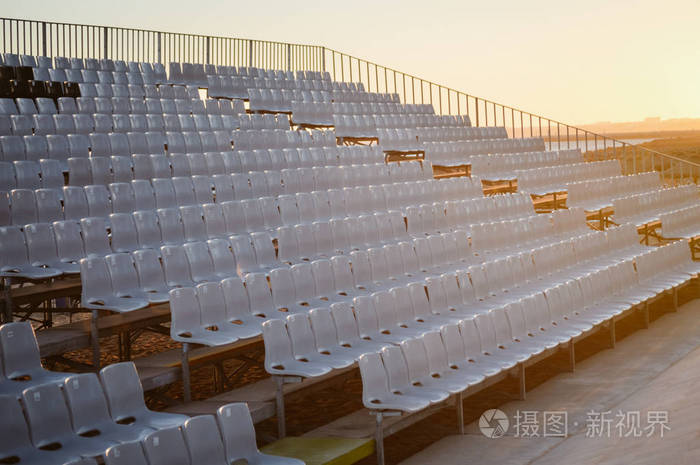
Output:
left=0, top=18, right=325, bottom=71
left=2, top=16, right=697, bottom=185
left=322, top=49, right=700, bottom=186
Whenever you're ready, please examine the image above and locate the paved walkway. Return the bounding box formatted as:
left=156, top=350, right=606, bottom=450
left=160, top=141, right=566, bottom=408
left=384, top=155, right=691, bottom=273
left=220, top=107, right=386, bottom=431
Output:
left=400, top=299, right=700, bottom=465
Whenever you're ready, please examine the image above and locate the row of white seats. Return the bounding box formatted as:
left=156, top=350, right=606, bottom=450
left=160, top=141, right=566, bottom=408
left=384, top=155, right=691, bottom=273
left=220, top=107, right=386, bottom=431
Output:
left=0, top=159, right=64, bottom=192
left=264, top=224, right=675, bottom=380
left=0, top=130, right=232, bottom=165
left=238, top=113, right=290, bottom=130
left=14, top=54, right=164, bottom=74
left=1, top=94, right=242, bottom=118
left=470, top=149, right=583, bottom=181
left=64, top=146, right=387, bottom=186
left=613, top=185, right=700, bottom=226
left=516, top=160, right=622, bottom=196
left=207, top=74, right=338, bottom=98
left=358, top=240, right=698, bottom=435
left=231, top=128, right=336, bottom=151
left=1, top=109, right=241, bottom=139
left=171, top=219, right=615, bottom=344
left=660, top=204, right=700, bottom=238
left=0, top=126, right=345, bottom=165
left=34, top=67, right=165, bottom=87
left=444, top=193, right=535, bottom=232
left=250, top=87, right=407, bottom=113
left=291, top=101, right=445, bottom=129
left=1, top=343, right=291, bottom=465
left=3, top=96, right=236, bottom=117
left=566, top=172, right=662, bottom=211
left=330, top=101, right=434, bottom=117
left=266, top=220, right=668, bottom=376
left=416, top=126, right=503, bottom=143
left=4, top=175, right=476, bottom=276
left=1, top=161, right=430, bottom=224
left=424, top=138, right=547, bottom=164
left=471, top=214, right=560, bottom=257
left=199, top=63, right=329, bottom=81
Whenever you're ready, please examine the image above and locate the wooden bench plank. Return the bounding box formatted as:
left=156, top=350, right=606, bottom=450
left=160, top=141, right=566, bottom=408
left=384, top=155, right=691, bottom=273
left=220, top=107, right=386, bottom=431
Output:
left=38, top=304, right=171, bottom=358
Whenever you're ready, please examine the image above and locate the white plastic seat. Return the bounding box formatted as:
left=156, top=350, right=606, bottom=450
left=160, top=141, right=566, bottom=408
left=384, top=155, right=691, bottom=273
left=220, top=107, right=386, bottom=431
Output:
left=180, top=205, right=208, bottom=242
left=63, top=372, right=152, bottom=445
left=109, top=182, right=136, bottom=214
left=35, top=188, right=64, bottom=223
left=169, top=287, right=238, bottom=347
left=131, top=248, right=170, bottom=303
left=0, top=321, right=67, bottom=384
left=23, top=222, right=77, bottom=274
left=104, top=441, right=149, bottom=465
left=182, top=415, right=228, bottom=465
left=80, top=216, right=112, bottom=258
left=358, top=352, right=430, bottom=413
left=80, top=255, right=148, bottom=311
left=99, top=362, right=187, bottom=429
left=10, top=188, right=38, bottom=225
left=21, top=382, right=116, bottom=458
left=217, top=403, right=305, bottom=465
left=197, top=281, right=260, bottom=339
left=84, top=184, right=112, bottom=218
left=0, top=225, right=62, bottom=279
left=262, top=319, right=333, bottom=377
left=161, top=244, right=194, bottom=287
left=0, top=394, right=76, bottom=465
left=287, top=313, right=355, bottom=369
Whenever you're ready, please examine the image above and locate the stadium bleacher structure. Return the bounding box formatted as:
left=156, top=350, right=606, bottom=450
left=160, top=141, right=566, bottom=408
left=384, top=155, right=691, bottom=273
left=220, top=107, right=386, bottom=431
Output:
left=0, top=49, right=699, bottom=465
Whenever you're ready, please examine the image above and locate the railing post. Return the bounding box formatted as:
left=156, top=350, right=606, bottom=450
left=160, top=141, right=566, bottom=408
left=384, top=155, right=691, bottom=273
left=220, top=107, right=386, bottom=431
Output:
left=475, top=98, right=480, bottom=127
left=206, top=36, right=210, bottom=64
left=248, top=40, right=253, bottom=67
left=102, top=26, right=108, bottom=59
left=287, top=44, right=291, bottom=71
left=41, top=21, right=47, bottom=57
left=322, top=46, right=326, bottom=72
left=157, top=32, right=162, bottom=63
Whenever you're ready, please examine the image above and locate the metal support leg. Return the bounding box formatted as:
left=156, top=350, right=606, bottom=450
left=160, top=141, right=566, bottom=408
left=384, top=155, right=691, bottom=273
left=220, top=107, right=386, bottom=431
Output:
left=375, top=412, right=385, bottom=465
left=91, top=309, right=100, bottom=371
left=673, top=288, right=679, bottom=311
left=181, top=342, right=191, bottom=403
left=643, top=302, right=650, bottom=328
left=456, top=392, right=465, bottom=434
left=519, top=364, right=526, bottom=400
left=568, top=339, right=576, bottom=372
left=2, top=277, right=12, bottom=323
left=609, top=320, right=616, bottom=348
left=275, top=376, right=286, bottom=439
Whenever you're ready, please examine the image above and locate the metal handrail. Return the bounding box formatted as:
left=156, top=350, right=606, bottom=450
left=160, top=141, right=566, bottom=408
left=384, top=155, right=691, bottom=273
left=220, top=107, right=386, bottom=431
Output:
left=1, top=16, right=696, bottom=184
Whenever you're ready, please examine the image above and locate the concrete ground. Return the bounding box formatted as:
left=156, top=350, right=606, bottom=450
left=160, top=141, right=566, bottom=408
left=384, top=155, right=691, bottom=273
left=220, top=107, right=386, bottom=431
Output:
left=400, top=299, right=700, bottom=465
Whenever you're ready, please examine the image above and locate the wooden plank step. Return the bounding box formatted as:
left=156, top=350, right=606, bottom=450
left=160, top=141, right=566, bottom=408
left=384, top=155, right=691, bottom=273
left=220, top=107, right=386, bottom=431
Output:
left=37, top=304, right=171, bottom=357
left=261, top=437, right=374, bottom=465
left=133, top=337, right=262, bottom=369
left=305, top=401, right=452, bottom=440
left=10, top=276, right=82, bottom=305
left=160, top=366, right=357, bottom=423
left=165, top=400, right=274, bottom=424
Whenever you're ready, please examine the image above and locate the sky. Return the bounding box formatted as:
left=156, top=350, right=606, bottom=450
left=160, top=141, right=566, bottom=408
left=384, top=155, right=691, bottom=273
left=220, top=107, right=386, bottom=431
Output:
left=3, top=0, right=700, bottom=126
